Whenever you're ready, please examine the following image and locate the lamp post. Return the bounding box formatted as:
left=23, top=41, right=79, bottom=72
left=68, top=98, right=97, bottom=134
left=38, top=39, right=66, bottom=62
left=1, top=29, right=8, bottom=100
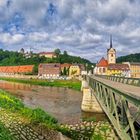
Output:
left=86, top=63, right=88, bottom=75
left=91, top=65, right=94, bottom=75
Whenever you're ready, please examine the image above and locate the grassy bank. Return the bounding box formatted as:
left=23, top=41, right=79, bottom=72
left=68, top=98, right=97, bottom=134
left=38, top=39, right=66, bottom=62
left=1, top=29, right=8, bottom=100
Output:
left=0, top=89, right=93, bottom=139
left=0, top=77, right=81, bottom=91
left=0, top=122, right=15, bottom=140
left=0, top=89, right=57, bottom=126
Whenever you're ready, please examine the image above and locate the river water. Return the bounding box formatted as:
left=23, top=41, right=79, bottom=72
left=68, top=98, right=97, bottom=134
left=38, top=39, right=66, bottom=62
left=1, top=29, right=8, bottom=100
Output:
left=0, top=80, right=106, bottom=124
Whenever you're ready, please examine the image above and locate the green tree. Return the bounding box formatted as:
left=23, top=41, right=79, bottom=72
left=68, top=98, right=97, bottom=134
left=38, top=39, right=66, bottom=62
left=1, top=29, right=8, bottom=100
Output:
left=63, top=51, right=68, bottom=56
left=63, top=67, right=67, bottom=75
left=54, top=49, right=61, bottom=57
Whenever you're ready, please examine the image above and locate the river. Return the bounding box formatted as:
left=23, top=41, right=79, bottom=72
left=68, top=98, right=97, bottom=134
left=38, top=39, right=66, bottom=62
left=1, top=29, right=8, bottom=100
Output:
left=0, top=80, right=107, bottom=124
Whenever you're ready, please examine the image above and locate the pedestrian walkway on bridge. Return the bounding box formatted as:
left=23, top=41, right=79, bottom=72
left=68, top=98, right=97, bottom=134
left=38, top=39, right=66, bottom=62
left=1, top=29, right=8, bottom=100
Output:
left=84, top=75, right=140, bottom=140
left=92, top=75, right=140, bottom=100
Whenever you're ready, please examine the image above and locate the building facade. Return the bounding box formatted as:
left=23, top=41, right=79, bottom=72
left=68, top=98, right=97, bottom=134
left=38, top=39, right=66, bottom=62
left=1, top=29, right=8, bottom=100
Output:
left=39, top=52, right=57, bottom=58
left=107, top=64, right=130, bottom=77
left=69, top=64, right=81, bottom=77
left=94, top=57, right=108, bottom=75
left=94, top=36, right=130, bottom=77
left=38, top=63, right=61, bottom=77
left=123, top=62, right=140, bottom=78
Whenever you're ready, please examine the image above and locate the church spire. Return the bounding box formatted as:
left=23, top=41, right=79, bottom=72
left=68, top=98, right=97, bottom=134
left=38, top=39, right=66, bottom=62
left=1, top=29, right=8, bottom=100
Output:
left=110, top=35, right=112, bottom=48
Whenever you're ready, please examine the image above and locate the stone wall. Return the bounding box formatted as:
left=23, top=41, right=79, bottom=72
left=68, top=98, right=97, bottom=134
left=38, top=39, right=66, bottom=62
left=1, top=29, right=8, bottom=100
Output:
left=0, top=108, right=67, bottom=140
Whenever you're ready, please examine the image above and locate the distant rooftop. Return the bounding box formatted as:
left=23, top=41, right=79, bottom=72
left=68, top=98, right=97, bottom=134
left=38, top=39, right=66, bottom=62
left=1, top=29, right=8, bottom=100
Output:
left=39, top=52, right=56, bottom=55
left=97, top=57, right=108, bottom=67
left=108, top=64, right=130, bottom=70
left=130, top=62, right=140, bottom=65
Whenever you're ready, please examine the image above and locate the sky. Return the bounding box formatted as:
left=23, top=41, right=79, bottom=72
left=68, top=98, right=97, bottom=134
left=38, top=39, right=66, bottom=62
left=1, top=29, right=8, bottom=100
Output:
left=0, top=0, right=140, bottom=62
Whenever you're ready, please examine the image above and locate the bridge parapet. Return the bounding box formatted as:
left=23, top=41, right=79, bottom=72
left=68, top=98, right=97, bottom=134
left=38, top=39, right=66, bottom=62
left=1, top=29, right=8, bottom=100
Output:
left=95, top=75, right=140, bottom=87
left=84, top=75, right=140, bottom=140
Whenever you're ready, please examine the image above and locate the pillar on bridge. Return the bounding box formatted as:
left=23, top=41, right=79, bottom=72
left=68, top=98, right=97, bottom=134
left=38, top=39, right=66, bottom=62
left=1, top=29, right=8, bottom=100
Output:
left=81, top=80, right=89, bottom=91
left=81, top=87, right=103, bottom=113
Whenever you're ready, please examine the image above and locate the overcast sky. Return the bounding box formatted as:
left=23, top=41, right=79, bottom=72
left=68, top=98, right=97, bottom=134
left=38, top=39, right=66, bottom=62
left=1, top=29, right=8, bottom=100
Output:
left=0, top=0, right=140, bottom=62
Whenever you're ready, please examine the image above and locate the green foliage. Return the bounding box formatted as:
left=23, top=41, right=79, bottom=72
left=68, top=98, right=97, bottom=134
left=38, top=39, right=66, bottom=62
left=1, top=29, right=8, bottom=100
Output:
left=117, top=53, right=140, bottom=63
left=82, top=117, right=96, bottom=122
left=0, top=77, right=81, bottom=91
left=57, top=126, right=93, bottom=140
left=0, top=49, right=94, bottom=73
left=54, top=48, right=61, bottom=57
left=0, top=90, right=57, bottom=125
left=62, top=67, right=67, bottom=75
left=63, top=51, right=68, bottom=56
left=92, top=134, right=104, bottom=140
left=0, top=122, right=15, bottom=140
left=92, top=125, right=111, bottom=140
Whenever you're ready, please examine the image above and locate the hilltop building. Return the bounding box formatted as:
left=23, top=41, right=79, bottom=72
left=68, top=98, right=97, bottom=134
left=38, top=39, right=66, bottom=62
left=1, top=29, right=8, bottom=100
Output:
left=39, top=52, right=57, bottom=58
left=20, top=48, right=25, bottom=54
left=19, top=48, right=32, bottom=58
left=94, top=36, right=130, bottom=77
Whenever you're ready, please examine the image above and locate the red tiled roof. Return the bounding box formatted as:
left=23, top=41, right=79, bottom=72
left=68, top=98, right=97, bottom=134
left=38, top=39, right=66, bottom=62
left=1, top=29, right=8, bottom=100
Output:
left=38, top=63, right=61, bottom=75
left=39, top=52, right=56, bottom=55
left=97, top=57, right=108, bottom=67
left=108, top=64, right=130, bottom=70
left=0, top=65, right=34, bottom=73
left=39, top=63, right=60, bottom=68
left=61, top=63, right=71, bottom=68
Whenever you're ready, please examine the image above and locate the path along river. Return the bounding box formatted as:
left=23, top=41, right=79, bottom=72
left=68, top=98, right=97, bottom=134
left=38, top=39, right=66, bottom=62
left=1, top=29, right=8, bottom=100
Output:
left=0, top=80, right=107, bottom=124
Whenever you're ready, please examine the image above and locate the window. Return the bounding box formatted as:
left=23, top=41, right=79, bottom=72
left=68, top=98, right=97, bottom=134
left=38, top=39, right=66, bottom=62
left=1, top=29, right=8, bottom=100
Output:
left=111, top=54, right=113, bottom=57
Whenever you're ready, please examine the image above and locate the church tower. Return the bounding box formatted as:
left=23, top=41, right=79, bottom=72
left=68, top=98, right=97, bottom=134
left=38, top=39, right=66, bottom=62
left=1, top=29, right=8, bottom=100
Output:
left=107, top=35, right=116, bottom=64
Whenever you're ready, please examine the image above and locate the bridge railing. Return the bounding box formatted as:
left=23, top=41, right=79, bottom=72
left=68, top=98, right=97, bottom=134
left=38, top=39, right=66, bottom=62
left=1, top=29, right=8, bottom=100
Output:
left=84, top=75, right=140, bottom=140
left=95, top=75, right=140, bottom=87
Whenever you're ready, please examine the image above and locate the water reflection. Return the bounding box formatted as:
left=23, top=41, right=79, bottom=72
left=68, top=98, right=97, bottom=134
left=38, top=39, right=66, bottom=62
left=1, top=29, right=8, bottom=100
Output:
left=0, top=80, right=107, bottom=124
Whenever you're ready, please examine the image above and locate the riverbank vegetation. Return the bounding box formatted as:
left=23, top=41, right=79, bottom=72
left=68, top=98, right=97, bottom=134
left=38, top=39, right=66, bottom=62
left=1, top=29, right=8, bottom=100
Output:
left=0, top=122, right=15, bottom=140
left=0, top=89, right=57, bottom=125
left=0, top=89, right=117, bottom=140
left=0, top=77, right=81, bottom=91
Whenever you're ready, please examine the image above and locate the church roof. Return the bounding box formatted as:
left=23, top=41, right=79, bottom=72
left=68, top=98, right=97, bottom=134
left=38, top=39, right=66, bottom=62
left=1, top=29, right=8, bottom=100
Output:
left=108, top=64, right=130, bottom=70
left=107, top=35, right=116, bottom=52
left=97, top=57, right=108, bottom=67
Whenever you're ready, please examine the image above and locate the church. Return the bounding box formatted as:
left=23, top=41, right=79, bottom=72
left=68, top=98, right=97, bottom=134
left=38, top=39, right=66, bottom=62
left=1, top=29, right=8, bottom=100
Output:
left=94, top=36, right=130, bottom=77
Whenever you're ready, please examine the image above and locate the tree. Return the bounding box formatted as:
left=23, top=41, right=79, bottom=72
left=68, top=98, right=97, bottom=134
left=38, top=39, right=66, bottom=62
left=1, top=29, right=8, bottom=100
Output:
left=54, top=49, right=61, bottom=57
left=63, top=51, right=68, bottom=56
left=63, top=67, right=67, bottom=75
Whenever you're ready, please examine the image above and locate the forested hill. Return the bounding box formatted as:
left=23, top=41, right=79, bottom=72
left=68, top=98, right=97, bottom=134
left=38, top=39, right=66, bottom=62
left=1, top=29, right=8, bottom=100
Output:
left=117, top=53, right=140, bottom=63
left=0, top=49, right=93, bottom=71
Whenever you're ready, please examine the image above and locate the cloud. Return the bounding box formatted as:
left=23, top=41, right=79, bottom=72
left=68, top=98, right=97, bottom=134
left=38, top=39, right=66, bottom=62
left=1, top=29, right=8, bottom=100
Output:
left=0, top=33, right=25, bottom=45
left=0, top=0, right=139, bottom=62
